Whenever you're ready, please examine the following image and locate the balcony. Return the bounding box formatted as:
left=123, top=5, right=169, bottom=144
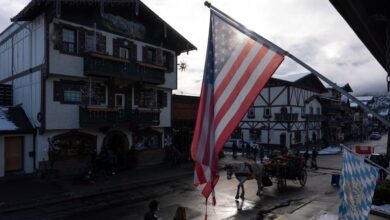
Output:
left=84, top=53, right=164, bottom=84
left=79, top=107, right=160, bottom=127
left=274, top=113, right=298, bottom=121
left=305, top=114, right=323, bottom=121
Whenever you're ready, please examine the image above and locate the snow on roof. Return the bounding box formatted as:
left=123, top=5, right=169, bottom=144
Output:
left=379, top=109, right=389, bottom=116
left=350, top=102, right=358, bottom=108
left=0, top=107, right=19, bottom=131
left=356, top=96, right=374, bottom=102
left=273, top=72, right=310, bottom=82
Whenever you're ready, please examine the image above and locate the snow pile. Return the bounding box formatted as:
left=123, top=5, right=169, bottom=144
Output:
left=309, top=211, right=338, bottom=220
left=372, top=204, right=390, bottom=215
left=318, top=146, right=342, bottom=155
left=0, top=107, right=18, bottom=131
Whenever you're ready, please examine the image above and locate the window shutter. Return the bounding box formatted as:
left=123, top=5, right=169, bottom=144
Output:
left=131, top=42, right=137, bottom=61
left=53, top=81, right=62, bottom=101
left=156, top=49, right=163, bottom=66
left=167, top=52, right=174, bottom=72
left=53, top=23, right=62, bottom=50
left=162, top=92, right=167, bottom=107
left=96, top=33, right=106, bottom=53
left=113, top=38, right=119, bottom=57
left=142, top=46, right=147, bottom=63
left=78, top=28, right=85, bottom=54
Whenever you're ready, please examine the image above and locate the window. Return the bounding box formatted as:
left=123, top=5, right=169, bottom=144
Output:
left=62, top=28, right=76, bottom=54
left=249, top=128, right=261, bottom=141
left=85, top=33, right=95, bottom=52
left=247, top=106, right=255, bottom=119
left=264, top=107, right=271, bottom=118
left=62, top=83, right=83, bottom=104
left=316, top=107, right=321, bottom=115
left=281, top=107, right=288, bottom=114
left=301, top=107, right=306, bottom=117
left=144, top=47, right=156, bottom=64
left=115, top=94, right=125, bottom=109
left=157, top=91, right=167, bottom=108
left=137, top=89, right=157, bottom=108
left=294, top=131, right=301, bottom=143
left=119, top=47, right=129, bottom=59
left=309, top=106, right=314, bottom=114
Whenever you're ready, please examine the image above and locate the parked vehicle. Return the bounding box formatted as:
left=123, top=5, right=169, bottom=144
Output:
left=223, top=139, right=246, bottom=151
left=370, top=132, right=381, bottom=140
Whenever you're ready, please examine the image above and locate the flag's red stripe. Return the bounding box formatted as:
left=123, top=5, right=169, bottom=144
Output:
left=191, top=80, right=208, bottom=160
left=215, top=54, right=284, bottom=151
left=214, top=40, right=256, bottom=101
left=214, top=46, right=269, bottom=136
left=195, top=162, right=207, bottom=184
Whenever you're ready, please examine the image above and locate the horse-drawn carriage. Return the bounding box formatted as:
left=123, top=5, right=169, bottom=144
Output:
left=263, top=153, right=307, bottom=191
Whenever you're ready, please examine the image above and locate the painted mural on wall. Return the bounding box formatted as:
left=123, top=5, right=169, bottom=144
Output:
left=102, top=13, right=145, bottom=40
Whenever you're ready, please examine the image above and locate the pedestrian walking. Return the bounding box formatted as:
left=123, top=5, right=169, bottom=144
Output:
left=246, top=142, right=251, bottom=158
left=259, top=145, right=264, bottom=162
left=173, top=206, right=187, bottom=220
left=311, top=147, right=318, bottom=170
left=303, top=149, right=309, bottom=168
left=232, top=141, right=237, bottom=159
left=144, top=200, right=160, bottom=220
left=252, top=144, right=258, bottom=161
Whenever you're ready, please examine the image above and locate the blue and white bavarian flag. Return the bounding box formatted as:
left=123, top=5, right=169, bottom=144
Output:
left=339, top=149, right=379, bottom=220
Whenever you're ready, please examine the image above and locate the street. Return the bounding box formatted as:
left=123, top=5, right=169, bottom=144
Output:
left=71, top=136, right=388, bottom=220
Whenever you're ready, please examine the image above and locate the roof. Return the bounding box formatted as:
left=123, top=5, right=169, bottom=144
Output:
left=330, top=0, right=390, bottom=71
left=379, top=108, right=389, bottom=116
left=10, top=0, right=196, bottom=54
left=356, top=96, right=374, bottom=102
left=0, top=106, right=34, bottom=134
left=273, top=72, right=310, bottom=82
left=271, top=72, right=327, bottom=93
left=324, top=83, right=353, bottom=93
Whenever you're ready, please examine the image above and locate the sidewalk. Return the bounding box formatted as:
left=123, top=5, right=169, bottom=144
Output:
left=0, top=162, right=193, bottom=214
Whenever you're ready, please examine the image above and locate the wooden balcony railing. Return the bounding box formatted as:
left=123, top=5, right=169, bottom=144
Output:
left=79, top=107, right=160, bottom=127
left=84, top=53, right=164, bottom=84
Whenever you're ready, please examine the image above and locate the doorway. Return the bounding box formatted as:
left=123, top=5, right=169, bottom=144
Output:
left=280, top=133, right=286, bottom=148
left=103, top=131, right=129, bottom=169
left=4, top=136, right=23, bottom=172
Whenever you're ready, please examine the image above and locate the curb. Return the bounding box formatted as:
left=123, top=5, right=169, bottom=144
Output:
left=0, top=171, right=193, bottom=214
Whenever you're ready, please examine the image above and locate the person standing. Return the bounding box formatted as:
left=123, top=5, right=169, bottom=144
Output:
left=303, top=149, right=310, bottom=168
left=259, top=145, right=265, bottom=162
left=246, top=142, right=251, bottom=158
left=144, top=200, right=160, bottom=220
left=232, top=141, right=237, bottom=159
left=311, top=147, right=318, bottom=170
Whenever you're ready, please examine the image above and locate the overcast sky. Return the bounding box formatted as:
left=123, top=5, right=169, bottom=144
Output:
left=0, top=0, right=387, bottom=96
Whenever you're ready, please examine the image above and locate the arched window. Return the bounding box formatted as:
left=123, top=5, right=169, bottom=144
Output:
left=309, top=106, right=314, bottom=115
left=281, top=107, right=288, bottom=115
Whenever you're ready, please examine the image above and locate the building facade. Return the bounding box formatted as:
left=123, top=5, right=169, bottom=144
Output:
left=0, top=0, right=195, bottom=176
left=238, top=73, right=327, bottom=150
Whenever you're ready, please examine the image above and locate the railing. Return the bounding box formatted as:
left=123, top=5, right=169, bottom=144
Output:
left=84, top=53, right=164, bottom=84
left=79, top=107, right=160, bottom=127
left=274, top=113, right=299, bottom=121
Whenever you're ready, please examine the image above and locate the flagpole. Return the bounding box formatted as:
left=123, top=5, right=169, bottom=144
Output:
left=204, top=1, right=390, bottom=128
left=340, top=144, right=390, bottom=175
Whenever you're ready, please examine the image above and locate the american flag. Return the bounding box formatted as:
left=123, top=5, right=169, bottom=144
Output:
left=191, top=11, right=285, bottom=203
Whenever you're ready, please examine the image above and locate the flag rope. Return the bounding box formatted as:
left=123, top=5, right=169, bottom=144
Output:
left=340, top=144, right=390, bottom=175
left=204, top=1, right=390, bottom=128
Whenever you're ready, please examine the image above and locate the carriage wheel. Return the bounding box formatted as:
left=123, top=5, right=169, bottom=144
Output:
left=299, top=169, right=307, bottom=186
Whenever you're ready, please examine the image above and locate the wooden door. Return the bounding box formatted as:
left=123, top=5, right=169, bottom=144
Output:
left=4, top=136, right=23, bottom=172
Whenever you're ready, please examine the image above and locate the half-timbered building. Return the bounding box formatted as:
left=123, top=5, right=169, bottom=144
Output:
left=0, top=0, right=195, bottom=176
left=238, top=72, right=327, bottom=150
